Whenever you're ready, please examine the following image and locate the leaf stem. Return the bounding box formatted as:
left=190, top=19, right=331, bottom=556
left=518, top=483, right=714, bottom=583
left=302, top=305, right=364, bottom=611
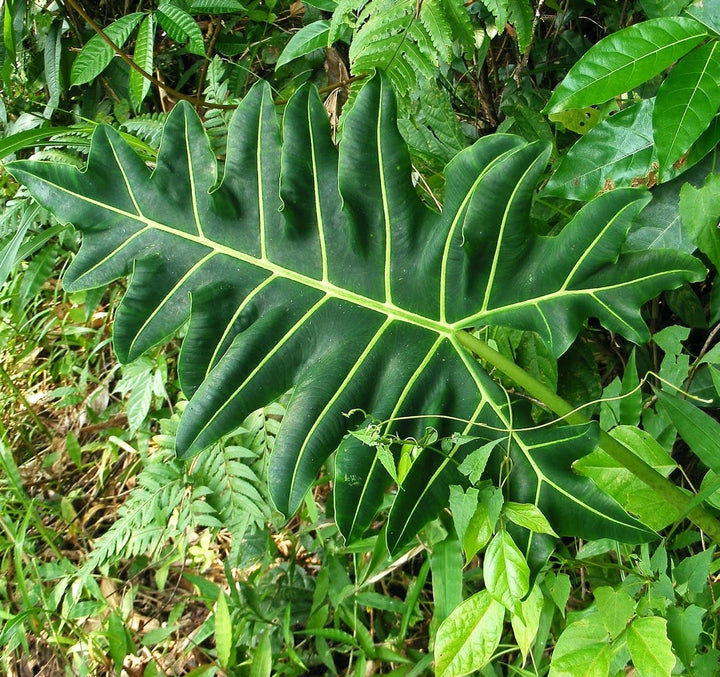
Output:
left=454, top=329, right=720, bottom=543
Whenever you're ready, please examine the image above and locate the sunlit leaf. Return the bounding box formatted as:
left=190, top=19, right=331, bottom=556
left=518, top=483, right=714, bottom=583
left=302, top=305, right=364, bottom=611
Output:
left=545, top=18, right=707, bottom=113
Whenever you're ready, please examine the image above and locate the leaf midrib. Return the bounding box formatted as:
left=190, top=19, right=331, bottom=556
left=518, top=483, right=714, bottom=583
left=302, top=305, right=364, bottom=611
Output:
left=34, top=172, right=456, bottom=335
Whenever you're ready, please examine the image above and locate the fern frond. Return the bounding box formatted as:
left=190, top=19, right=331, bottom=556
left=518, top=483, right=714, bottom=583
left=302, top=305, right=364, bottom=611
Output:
left=342, top=0, right=472, bottom=156
left=478, top=0, right=507, bottom=28
left=437, top=0, right=475, bottom=53
left=507, top=0, right=534, bottom=52
left=80, top=449, right=187, bottom=576
left=329, top=0, right=367, bottom=43
left=121, top=112, right=169, bottom=149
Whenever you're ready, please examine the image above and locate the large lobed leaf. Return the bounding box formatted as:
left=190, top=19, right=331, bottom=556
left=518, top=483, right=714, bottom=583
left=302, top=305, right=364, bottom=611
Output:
left=8, top=74, right=704, bottom=551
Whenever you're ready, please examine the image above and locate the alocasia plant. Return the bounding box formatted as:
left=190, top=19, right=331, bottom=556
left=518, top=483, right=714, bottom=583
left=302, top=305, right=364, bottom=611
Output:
left=7, top=73, right=711, bottom=554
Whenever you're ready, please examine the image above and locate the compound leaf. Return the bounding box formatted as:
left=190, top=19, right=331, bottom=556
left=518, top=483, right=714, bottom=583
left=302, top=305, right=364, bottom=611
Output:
left=70, top=13, right=144, bottom=86
left=8, top=73, right=701, bottom=551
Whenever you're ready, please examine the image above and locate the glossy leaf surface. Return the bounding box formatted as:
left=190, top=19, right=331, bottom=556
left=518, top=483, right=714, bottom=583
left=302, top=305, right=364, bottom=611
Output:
left=654, top=40, right=720, bottom=174
left=545, top=18, right=707, bottom=113
left=544, top=100, right=655, bottom=201
left=276, top=20, right=330, bottom=68
left=8, top=74, right=702, bottom=549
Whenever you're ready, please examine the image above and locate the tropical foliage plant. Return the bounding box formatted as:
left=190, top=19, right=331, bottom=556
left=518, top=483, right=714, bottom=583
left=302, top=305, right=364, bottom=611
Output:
left=1, top=0, right=720, bottom=674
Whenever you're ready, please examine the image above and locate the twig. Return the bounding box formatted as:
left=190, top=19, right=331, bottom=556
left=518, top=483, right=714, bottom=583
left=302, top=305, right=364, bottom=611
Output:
left=63, top=0, right=236, bottom=111
left=514, top=0, right=546, bottom=85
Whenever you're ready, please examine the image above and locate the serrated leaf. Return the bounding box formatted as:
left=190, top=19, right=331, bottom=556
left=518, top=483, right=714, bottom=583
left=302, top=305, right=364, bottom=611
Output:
left=545, top=18, right=708, bottom=113
left=157, top=3, right=205, bottom=55
left=8, top=73, right=693, bottom=552
left=654, top=41, right=720, bottom=175
left=484, top=529, right=530, bottom=609
left=276, top=20, right=330, bottom=68
left=435, top=590, right=505, bottom=677
left=457, top=438, right=501, bottom=483
left=130, top=14, right=156, bottom=110
left=508, top=0, right=533, bottom=53
left=70, top=13, right=145, bottom=86
left=544, top=100, right=656, bottom=201
left=44, top=19, right=63, bottom=108
left=627, top=617, right=675, bottom=677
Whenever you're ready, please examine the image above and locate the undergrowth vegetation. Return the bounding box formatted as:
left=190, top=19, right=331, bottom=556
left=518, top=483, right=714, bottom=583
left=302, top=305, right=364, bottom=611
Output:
left=1, top=0, right=719, bottom=675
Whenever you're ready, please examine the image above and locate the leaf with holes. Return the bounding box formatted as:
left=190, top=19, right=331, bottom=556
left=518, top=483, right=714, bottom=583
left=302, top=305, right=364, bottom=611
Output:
left=7, top=73, right=703, bottom=552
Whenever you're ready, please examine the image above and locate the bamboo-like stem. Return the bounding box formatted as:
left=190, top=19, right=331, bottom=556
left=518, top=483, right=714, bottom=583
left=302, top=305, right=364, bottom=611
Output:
left=454, top=329, right=720, bottom=543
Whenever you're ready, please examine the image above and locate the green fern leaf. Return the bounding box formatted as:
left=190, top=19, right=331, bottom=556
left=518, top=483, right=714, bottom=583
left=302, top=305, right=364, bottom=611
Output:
left=508, top=0, right=534, bottom=52
left=419, top=0, right=453, bottom=62
left=440, top=0, right=476, bottom=53
left=329, top=0, right=366, bottom=42
left=478, top=0, right=507, bottom=28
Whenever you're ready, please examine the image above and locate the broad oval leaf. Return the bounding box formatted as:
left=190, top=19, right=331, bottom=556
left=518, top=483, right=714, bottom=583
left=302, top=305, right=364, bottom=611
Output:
left=545, top=17, right=708, bottom=113
left=70, top=13, right=145, bottom=86
left=484, top=529, right=530, bottom=609
left=626, top=616, right=675, bottom=677
left=544, top=100, right=656, bottom=201
left=276, top=20, right=330, bottom=68
left=654, top=40, right=720, bottom=175
left=157, top=3, right=205, bottom=55
left=549, top=615, right=612, bottom=677
left=434, top=590, right=504, bottom=677
left=7, top=74, right=701, bottom=550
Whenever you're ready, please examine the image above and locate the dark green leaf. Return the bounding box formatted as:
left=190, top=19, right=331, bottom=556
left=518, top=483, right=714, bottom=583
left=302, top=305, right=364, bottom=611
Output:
left=157, top=3, right=205, bottom=55
left=666, top=604, right=705, bottom=669
left=431, top=533, right=464, bottom=624
left=44, top=19, right=63, bottom=108
left=187, top=0, right=245, bottom=12
left=276, top=20, right=330, bottom=68
left=8, top=74, right=689, bottom=551
left=70, top=13, right=145, bottom=86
